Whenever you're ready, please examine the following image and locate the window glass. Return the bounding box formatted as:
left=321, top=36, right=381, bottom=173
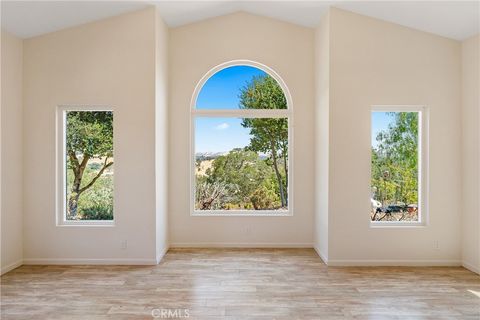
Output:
left=371, top=111, right=419, bottom=222
left=193, top=64, right=291, bottom=214
left=195, top=117, right=288, bottom=211
left=196, top=65, right=287, bottom=110
left=65, top=111, right=114, bottom=221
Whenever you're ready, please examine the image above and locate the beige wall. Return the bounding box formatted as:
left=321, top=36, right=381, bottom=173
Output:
left=155, top=9, right=169, bottom=261
left=2, top=6, right=474, bottom=267
left=323, top=9, right=462, bottom=265
left=461, top=34, right=480, bottom=274
left=22, top=8, right=159, bottom=264
left=169, top=13, right=315, bottom=246
left=1, top=31, right=24, bottom=274
left=314, top=12, right=330, bottom=262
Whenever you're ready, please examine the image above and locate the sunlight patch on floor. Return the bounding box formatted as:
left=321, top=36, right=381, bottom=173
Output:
left=468, top=290, right=480, bottom=298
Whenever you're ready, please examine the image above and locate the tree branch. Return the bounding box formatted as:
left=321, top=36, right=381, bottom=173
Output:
left=68, top=150, right=80, bottom=172
left=78, top=157, right=113, bottom=194
left=79, top=154, right=90, bottom=170
left=378, top=213, right=388, bottom=221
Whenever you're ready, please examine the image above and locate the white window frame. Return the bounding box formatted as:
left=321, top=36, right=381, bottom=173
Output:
left=56, top=105, right=115, bottom=226
left=370, top=105, right=429, bottom=227
left=190, top=60, right=294, bottom=216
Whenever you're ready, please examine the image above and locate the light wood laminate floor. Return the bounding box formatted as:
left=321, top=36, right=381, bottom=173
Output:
left=1, top=248, right=479, bottom=319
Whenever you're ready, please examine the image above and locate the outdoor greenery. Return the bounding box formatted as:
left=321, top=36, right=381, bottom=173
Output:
left=195, top=74, right=288, bottom=211
left=66, top=111, right=114, bottom=220
left=371, top=112, right=419, bottom=221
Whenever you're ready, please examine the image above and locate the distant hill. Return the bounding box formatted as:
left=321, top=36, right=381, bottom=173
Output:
left=195, top=152, right=228, bottom=160
left=196, top=151, right=268, bottom=161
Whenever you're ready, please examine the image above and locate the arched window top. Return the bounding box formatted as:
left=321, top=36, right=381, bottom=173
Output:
left=192, top=60, right=292, bottom=111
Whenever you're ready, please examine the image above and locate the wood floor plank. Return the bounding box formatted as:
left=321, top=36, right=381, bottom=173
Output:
left=1, top=248, right=479, bottom=319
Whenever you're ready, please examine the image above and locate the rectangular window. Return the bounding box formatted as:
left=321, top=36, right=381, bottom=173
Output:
left=371, top=107, right=427, bottom=225
left=194, top=117, right=289, bottom=213
left=57, top=107, right=114, bottom=225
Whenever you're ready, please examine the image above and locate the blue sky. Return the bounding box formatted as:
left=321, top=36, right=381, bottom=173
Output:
left=372, top=112, right=394, bottom=147
left=196, top=65, right=266, bottom=110
left=195, top=117, right=252, bottom=153
left=195, top=66, right=266, bottom=153
left=195, top=66, right=394, bottom=153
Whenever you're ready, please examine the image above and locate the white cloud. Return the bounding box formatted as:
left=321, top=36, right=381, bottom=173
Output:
left=214, top=123, right=229, bottom=130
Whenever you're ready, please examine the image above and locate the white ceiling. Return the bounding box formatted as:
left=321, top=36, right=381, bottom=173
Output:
left=2, top=1, right=479, bottom=40
left=334, top=1, right=480, bottom=41
left=1, top=1, right=149, bottom=39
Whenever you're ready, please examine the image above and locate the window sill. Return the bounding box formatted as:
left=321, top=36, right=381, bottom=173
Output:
left=370, top=221, right=426, bottom=228
left=191, top=210, right=292, bottom=217
left=57, top=220, right=115, bottom=227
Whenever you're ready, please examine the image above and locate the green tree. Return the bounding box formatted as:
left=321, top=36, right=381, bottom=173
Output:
left=250, top=179, right=280, bottom=210
left=371, top=112, right=418, bottom=216
left=207, top=149, right=270, bottom=205
left=195, top=175, right=229, bottom=210
left=66, top=111, right=113, bottom=219
left=239, top=75, right=288, bottom=207
left=376, top=112, right=418, bottom=169
left=195, top=149, right=282, bottom=210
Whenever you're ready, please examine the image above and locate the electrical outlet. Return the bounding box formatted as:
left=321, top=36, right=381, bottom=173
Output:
left=433, top=240, right=440, bottom=250
left=121, top=240, right=128, bottom=250
left=245, top=226, right=252, bottom=235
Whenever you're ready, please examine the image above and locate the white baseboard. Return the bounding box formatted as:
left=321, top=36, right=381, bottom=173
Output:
left=20, top=254, right=465, bottom=269
left=170, top=242, right=313, bottom=248
left=23, top=258, right=158, bottom=265
left=1, top=259, right=23, bottom=275
left=327, top=259, right=462, bottom=267
left=462, top=261, right=480, bottom=274
left=313, top=246, right=328, bottom=264
left=156, top=247, right=169, bottom=264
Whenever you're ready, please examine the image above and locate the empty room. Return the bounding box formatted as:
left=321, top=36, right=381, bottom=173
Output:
left=1, top=1, right=479, bottom=319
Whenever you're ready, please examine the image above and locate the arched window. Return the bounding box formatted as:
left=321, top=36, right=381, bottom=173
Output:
left=191, top=61, right=292, bottom=215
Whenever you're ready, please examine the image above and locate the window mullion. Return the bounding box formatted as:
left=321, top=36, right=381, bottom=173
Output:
left=192, top=109, right=291, bottom=118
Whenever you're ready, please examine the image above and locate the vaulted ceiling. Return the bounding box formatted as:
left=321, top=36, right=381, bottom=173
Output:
left=2, top=1, right=479, bottom=40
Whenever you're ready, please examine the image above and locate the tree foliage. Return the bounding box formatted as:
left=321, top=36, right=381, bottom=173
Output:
left=238, top=75, right=287, bottom=110
left=239, top=75, right=288, bottom=207
left=371, top=112, right=419, bottom=221
left=195, top=149, right=281, bottom=210
left=375, top=112, right=418, bottom=169
left=66, top=111, right=114, bottom=219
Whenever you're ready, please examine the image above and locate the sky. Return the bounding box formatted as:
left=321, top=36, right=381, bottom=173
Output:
left=195, top=66, right=267, bottom=153
left=196, top=65, right=266, bottom=110
left=371, top=112, right=394, bottom=148
left=195, top=117, right=252, bottom=154
left=194, top=66, right=395, bottom=153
